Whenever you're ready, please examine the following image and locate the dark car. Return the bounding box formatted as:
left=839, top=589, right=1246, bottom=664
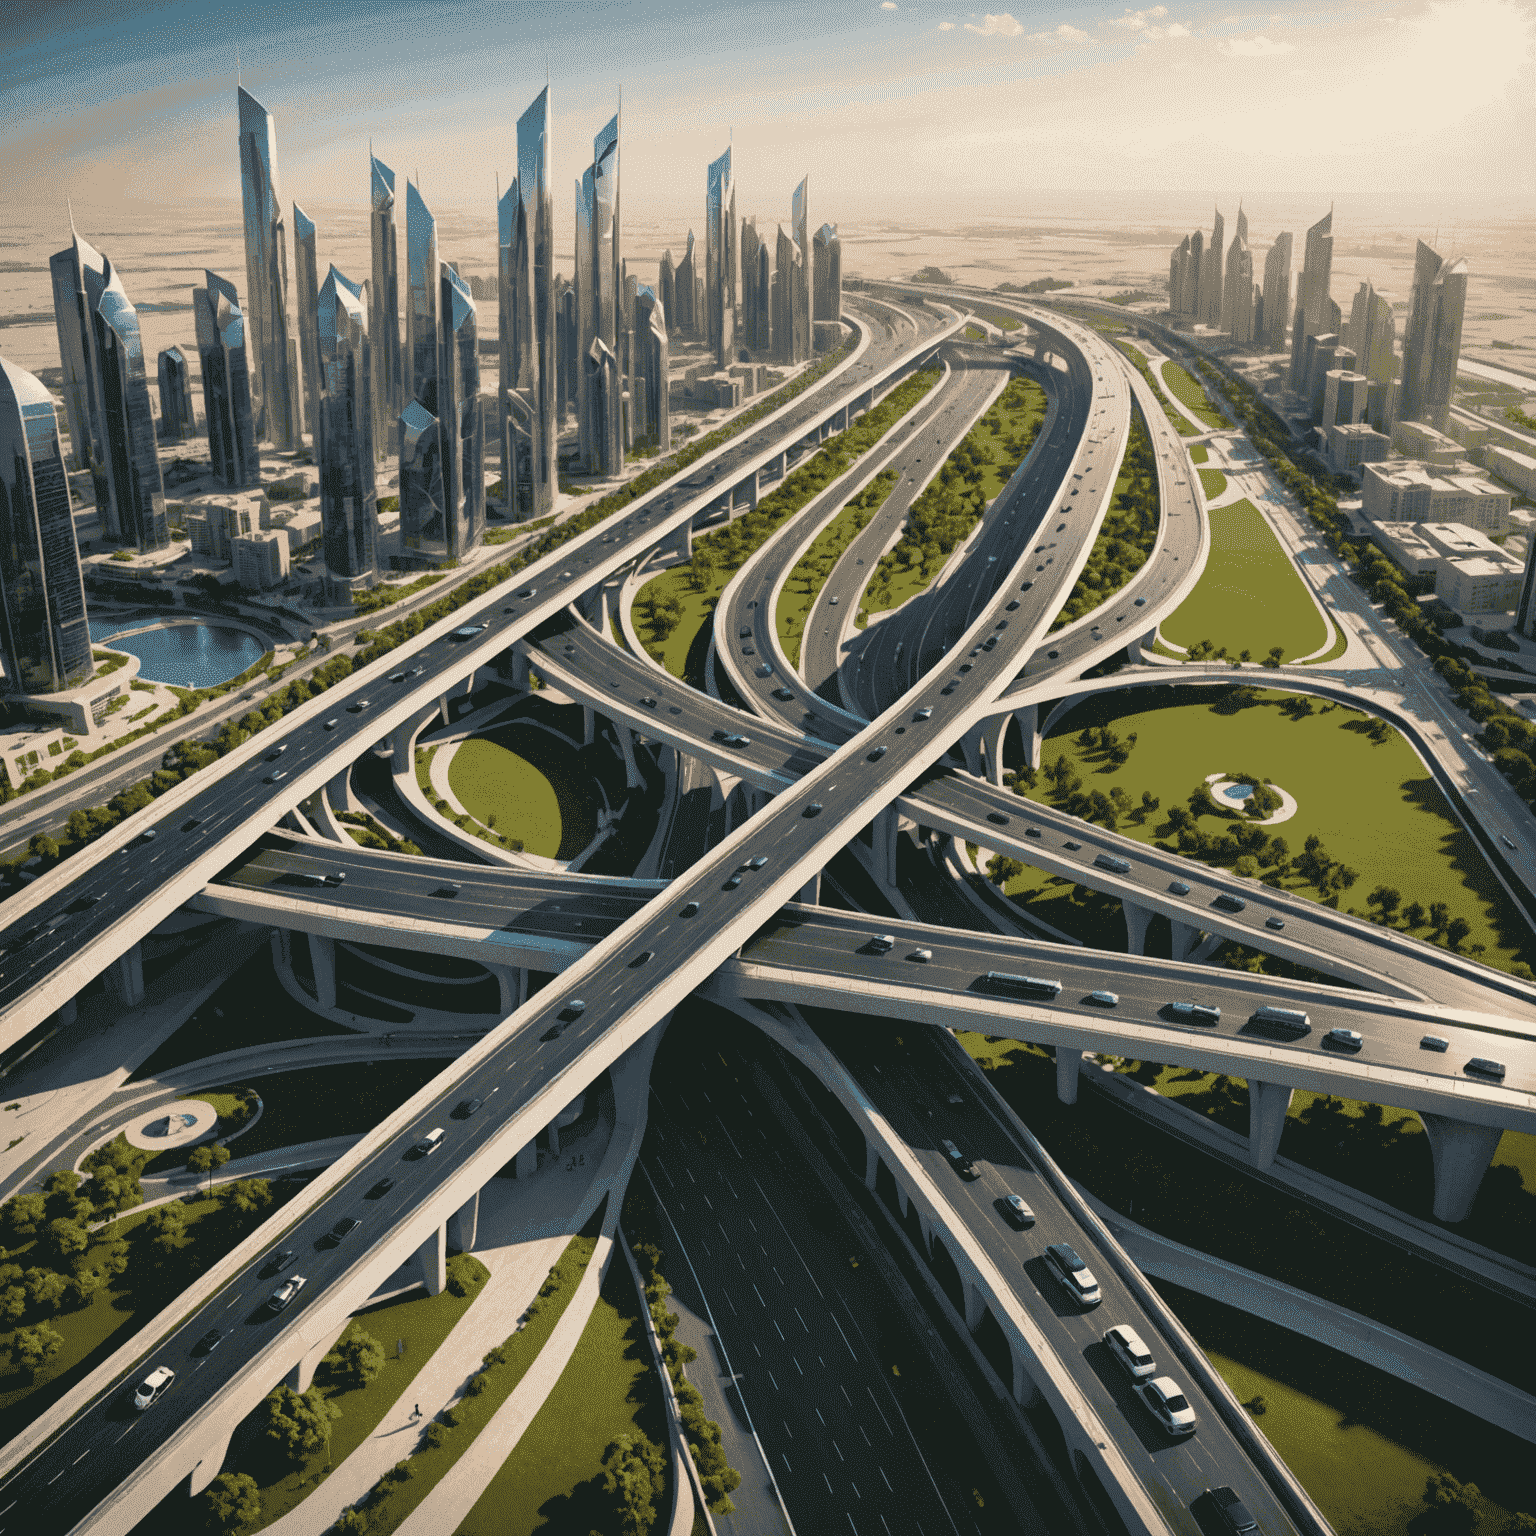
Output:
left=453, top=1097, right=485, bottom=1119
left=679, top=901, right=700, bottom=918
left=194, top=1328, right=223, bottom=1356
left=1203, top=1485, right=1259, bottom=1535
left=325, top=1217, right=362, bottom=1246
left=366, top=1177, right=396, bottom=1199
left=265, top=746, right=287, bottom=761
left=803, top=802, right=823, bottom=818
left=867, top=745, right=887, bottom=761
left=772, top=688, right=796, bottom=701
left=986, top=812, right=1008, bottom=825
left=723, top=873, right=743, bottom=890
left=1213, top=893, right=1246, bottom=913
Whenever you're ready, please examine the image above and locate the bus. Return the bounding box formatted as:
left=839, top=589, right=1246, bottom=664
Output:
left=982, top=972, right=1063, bottom=998
left=1250, top=1005, right=1310, bottom=1037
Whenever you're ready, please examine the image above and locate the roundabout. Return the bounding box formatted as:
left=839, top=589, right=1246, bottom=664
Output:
left=122, top=1098, right=219, bottom=1152
left=1205, top=771, right=1298, bottom=825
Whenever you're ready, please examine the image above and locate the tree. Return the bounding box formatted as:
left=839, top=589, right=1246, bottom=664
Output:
left=1428, top=901, right=1450, bottom=933
left=1264, top=646, right=1285, bottom=668
left=1422, top=1473, right=1481, bottom=1535
left=201, top=1472, right=261, bottom=1535
left=262, top=1385, right=341, bottom=1464
left=601, top=1433, right=666, bottom=1536
left=985, top=855, right=1023, bottom=889
left=1367, top=886, right=1402, bottom=918
left=45, top=1217, right=89, bottom=1267
left=1403, top=901, right=1427, bottom=929
left=10, top=1322, right=64, bottom=1376
left=187, top=1142, right=231, bottom=1191
left=2, top=1193, right=45, bottom=1243
left=326, top=1327, right=386, bottom=1391
left=1445, top=916, right=1472, bottom=950
left=24, top=1267, right=69, bottom=1315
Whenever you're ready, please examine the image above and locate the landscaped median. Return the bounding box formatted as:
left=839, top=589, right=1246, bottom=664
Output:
left=1114, top=340, right=1203, bottom=437
left=1160, top=358, right=1227, bottom=431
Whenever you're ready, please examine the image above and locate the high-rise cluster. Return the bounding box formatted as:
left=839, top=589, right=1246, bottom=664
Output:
left=193, top=270, right=260, bottom=490
left=1398, top=240, right=1467, bottom=434
left=1167, top=204, right=1275, bottom=352
left=316, top=265, right=379, bottom=593
left=574, top=106, right=624, bottom=479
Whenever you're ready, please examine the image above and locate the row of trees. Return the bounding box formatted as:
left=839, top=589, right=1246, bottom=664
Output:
left=1009, top=757, right=1161, bottom=834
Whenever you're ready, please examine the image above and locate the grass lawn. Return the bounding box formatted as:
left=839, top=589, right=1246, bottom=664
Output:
left=231, top=1261, right=492, bottom=1532
left=448, top=726, right=597, bottom=860
left=1160, top=1283, right=1533, bottom=1536
left=1197, top=467, right=1228, bottom=500
left=1011, top=685, right=1536, bottom=976
left=1114, top=341, right=1204, bottom=438
left=1189, top=444, right=1209, bottom=465
left=1159, top=499, right=1326, bottom=661
left=964, top=325, right=986, bottom=341
left=1303, top=618, right=1350, bottom=666
left=1160, top=360, right=1227, bottom=430
left=977, top=311, right=1023, bottom=331
left=457, top=1259, right=667, bottom=1535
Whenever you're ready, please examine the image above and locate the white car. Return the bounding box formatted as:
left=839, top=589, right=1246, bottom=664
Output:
left=1004, top=1194, right=1036, bottom=1227
left=133, top=1365, right=175, bottom=1411
left=266, top=1275, right=307, bottom=1312
left=1104, top=1324, right=1156, bottom=1381
left=1139, top=1375, right=1197, bottom=1436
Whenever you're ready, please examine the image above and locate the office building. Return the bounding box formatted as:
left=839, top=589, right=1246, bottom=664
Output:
left=237, top=85, right=300, bottom=448
left=813, top=223, right=841, bottom=324
left=0, top=356, right=91, bottom=695
left=293, top=204, right=322, bottom=448
left=437, top=263, right=485, bottom=562
left=1393, top=418, right=1464, bottom=465
left=658, top=250, right=677, bottom=343
left=1225, top=235, right=1254, bottom=344
left=194, top=494, right=257, bottom=560
left=574, top=110, right=623, bottom=478
left=791, top=178, right=813, bottom=361
left=370, top=154, right=403, bottom=461
left=1219, top=205, right=1247, bottom=334
left=157, top=346, right=195, bottom=440
left=509, top=87, right=557, bottom=514
left=1322, top=369, right=1369, bottom=431
left=233, top=528, right=290, bottom=591
left=1326, top=421, right=1391, bottom=473
left=1298, top=207, right=1334, bottom=338
left=673, top=231, right=697, bottom=337
left=316, top=265, right=378, bottom=595
left=1168, top=235, right=1190, bottom=316
left=1362, top=461, right=1512, bottom=534
left=498, top=176, right=522, bottom=510
left=555, top=278, right=574, bottom=427
left=1487, top=445, right=1536, bottom=498
left=193, top=271, right=260, bottom=491
left=632, top=286, right=670, bottom=449
left=1438, top=555, right=1522, bottom=617
left=1347, top=280, right=1397, bottom=393
left=1448, top=415, right=1490, bottom=464
left=49, top=225, right=109, bottom=474
left=1200, top=207, right=1223, bottom=328
left=1518, top=531, right=1536, bottom=638
left=772, top=224, right=801, bottom=365
left=739, top=219, right=765, bottom=348
left=1260, top=233, right=1292, bottom=351
left=406, top=181, right=439, bottom=418
left=1399, top=239, right=1466, bottom=434
left=1184, top=229, right=1203, bottom=318
left=705, top=146, right=736, bottom=368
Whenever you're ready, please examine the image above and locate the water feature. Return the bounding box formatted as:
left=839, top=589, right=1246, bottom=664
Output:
left=96, top=622, right=266, bottom=688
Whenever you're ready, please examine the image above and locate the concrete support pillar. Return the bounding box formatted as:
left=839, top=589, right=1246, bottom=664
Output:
left=1246, top=1080, right=1294, bottom=1170
left=583, top=706, right=595, bottom=747
left=1169, top=919, right=1203, bottom=963
left=310, top=934, right=337, bottom=1011
left=599, top=584, right=617, bottom=636
left=864, top=1140, right=880, bottom=1192
left=1417, top=1112, right=1504, bottom=1224
left=744, top=475, right=759, bottom=511
left=515, top=1141, right=537, bottom=1179
left=1122, top=900, right=1153, bottom=957
left=986, top=714, right=1010, bottom=787
left=391, top=727, right=413, bottom=776
left=1015, top=703, right=1041, bottom=771
left=328, top=767, right=358, bottom=815
left=447, top=1191, right=480, bottom=1254
left=55, top=997, right=77, bottom=1028
left=617, top=725, right=645, bottom=790
left=672, top=521, right=693, bottom=563
left=271, top=928, right=293, bottom=970
left=187, top=1430, right=232, bottom=1497
left=797, top=871, right=821, bottom=905
left=896, top=1182, right=910, bottom=1219
left=437, top=693, right=453, bottom=728
left=917, top=1208, right=934, bottom=1256
left=417, top=1223, right=447, bottom=1296
left=964, top=1281, right=986, bottom=1332
left=548, top=1118, right=561, bottom=1157
left=1055, top=1046, right=1081, bottom=1106
left=769, top=449, right=787, bottom=479
left=1011, top=1347, right=1041, bottom=1407
left=872, top=805, right=900, bottom=888
left=285, top=1327, right=342, bottom=1394
left=960, top=725, right=984, bottom=778
left=510, top=645, right=531, bottom=690
left=494, top=965, right=528, bottom=1014
left=1128, top=627, right=1158, bottom=664
left=113, top=942, right=145, bottom=1007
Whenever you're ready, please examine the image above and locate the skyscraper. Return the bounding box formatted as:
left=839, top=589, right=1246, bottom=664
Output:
left=1227, top=238, right=1255, bottom=345
left=813, top=223, right=841, bottom=322
left=773, top=224, right=800, bottom=365
left=316, top=266, right=377, bottom=594
left=402, top=181, right=442, bottom=560
left=370, top=154, right=403, bottom=461
left=1220, top=205, right=1248, bottom=334
left=237, top=85, right=299, bottom=448
left=293, top=204, right=322, bottom=448
left=791, top=178, right=812, bottom=360
left=632, top=286, right=669, bottom=450
left=1298, top=207, right=1334, bottom=338
left=1348, top=281, right=1397, bottom=386
left=1185, top=229, right=1203, bottom=320
left=48, top=224, right=108, bottom=475
left=706, top=146, right=735, bottom=368
left=515, top=87, right=557, bottom=514
left=0, top=356, right=91, bottom=695
left=572, top=169, right=594, bottom=478
left=658, top=249, right=677, bottom=342
left=93, top=258, right=169, bottom=551
left=194, top=271, right=260, bottom=491
left=1260, top=232, right=1293, bottom=352
left=406, top=181, right=439, bottom=414
left=157, top=346, right=194, bottom=440
left=674, top=232, right=697, bottom=336
left=1200, top=208, right=1224, bottom=329
left=1399, top=240, right=1466, bottom=434
left=578, top=110, right=623, bottom=477
left=499, top=176, right=523, bottom=511
left=436, top=263, right=485, bottom=561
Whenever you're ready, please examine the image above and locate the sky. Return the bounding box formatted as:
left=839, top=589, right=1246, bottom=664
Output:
left=4, top=0, right=1535, bottom=227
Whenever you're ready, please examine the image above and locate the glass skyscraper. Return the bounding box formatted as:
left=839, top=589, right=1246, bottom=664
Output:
left=48, top=226, right=108, bottom=475
left=813, top=222, right=841, bottom=324
left=157, top=345, right=195, bottom=440
left=632, top=286, right=669, bottom=451
left=93, top=258, right=169, bottom=551
left=238, top=84, right=300, bottom=449
left=1400, top=240, right=1467, bottom=433
left=791, top=178, right=811, bottom=361
left=316, top=266, right=377, bottom=594
left=498, top=176, right=522, bottom=512
left=438, top=263, right=484, bottom=561
left=706, top=145, right=735, bottom=368
left=514, top=87, right=556, bottom=514
left=293, top=204, right=322, bottom=449
left=194, top=271, right=260, bottom=490
left=406, top=180, right=439, bottom=413
left=370, top=154, right=403, bottom=461
left=587, top=111, right=623, bottom=477
left=0, top=356, right=91, bottom=695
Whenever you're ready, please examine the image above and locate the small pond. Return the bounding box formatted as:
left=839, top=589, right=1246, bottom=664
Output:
left=94, top=622, right=266, bottom=688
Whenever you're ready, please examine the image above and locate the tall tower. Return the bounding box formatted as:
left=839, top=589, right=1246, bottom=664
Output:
left=48, top=224, right=108, bottom=475
left=1399, top=240, right=1466, bottom=433
left=1260, top=233, right=1293, bottom=352
left=791, top=177, right=811, bottom=360
left=674, top=231, right=697, bottom=335
left=577, top=110, right=623, bottom=477
left=1298, top=207, right=1334, bottom=338
left=813, top=223, right=841, bottom=323
left=515, top=86, right=557, bottom=514
left=370, top=154, right=403, bottom=461
left=237, top=85, right=300, bottom=449
left=1220, top=204, right=1248, bottom=334
left=292, top=204, right=322, bottom=448
left=1200, top=208, right=1224, bottom=328
left=193, top=271, right=260, bottom=491
left=0, top=355, right=91, bottom=694
left=706, top=145, right=735, bottom=368
left=1185, top=229, right=1204, bottom=321
left=316, top=266, right=377, bottom=595
left=437, top=263, right=484, bottom=561
left=633, top=286, right=669, bottom=450
left=157, top=346, right=195, bottom=440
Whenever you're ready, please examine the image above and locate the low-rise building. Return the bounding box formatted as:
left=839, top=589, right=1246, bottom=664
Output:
left=1361, top=461, right=1513, bottom=534
left=1327, top=421, right=1391, bottom=473
left=268, top=505, right=323, bottom=553
left=1438, top=556, right=1522, bottom=617
left=1373, top=523, right=1441, bottom=580
left=1486, top=444, right=1536, bottom=498
left=1392, top=418, right=1464, bottom=465
left=232, top=529, right=290, bottom=591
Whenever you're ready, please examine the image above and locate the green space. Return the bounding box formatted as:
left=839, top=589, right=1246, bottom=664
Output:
left=1160, top=359, right=1227, bottom=429
left=1050, top=409, right=1159, bottom=631
left=859, top=375, right=1048, bottom=624
left=1001, top=684, right=1536, bottom=978
left=964, top=325, right=986, bottom=342
left=1189, top=443, right=1209, bottom=465
left=458, top=1259, right=669, bottom=1535
left=631, top=367, right=940, bottom=681
left=218, top=1258, right=492, bottom=1533
left=1113, top=340, right=1203, bottom=437
left=352, top=572, right=450, bottom=616
left=977, top=311, right=1023, bottom=331
left=448, top=727, right=577, bottom=858
left=1303, top=618, right=1350, bottom=666
left=1160, top=498, right=1326, bottom=661
left=777, top=470, right=896, bottom=667
left=1197, top=467, right=1228, bottom=500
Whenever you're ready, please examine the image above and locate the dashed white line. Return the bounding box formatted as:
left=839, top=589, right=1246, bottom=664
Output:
left=769, top=1370, right=780, bottom=1390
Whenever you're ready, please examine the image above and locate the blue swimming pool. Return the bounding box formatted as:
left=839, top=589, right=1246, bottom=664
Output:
left=95, top=622, right=266, bottom=688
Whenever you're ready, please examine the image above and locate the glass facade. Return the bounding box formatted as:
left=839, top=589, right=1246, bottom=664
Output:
left=632, top=285, right=668, bottom=451
left=813, top=222, right=841, bottom=324
left=438, top=263, right=484, bottom=562
left=48, top=229, right=108, bottom=474
left=405, top=179, right=439, bottom=413
left=516, top=87, right=556, bottom=515
left=1261, top=232, right=1292, bottom=352
left=1400, top=241, right=1466, bottom=434
left=157, top=345, right=195, bottom=440
left=588, top=111, right=623, bottom=476
left=293, top=203, right=322, bottom=448
left=706, top=145, right=735, bottom=367
left=498, top=176, right=522, bottom=511
left=674, top=229, right=696, bottom=336
left=237, top=85, right=299, bottom=449
left=316, top=266, right=377, bottom=592
left=1299, top=208, right=1334, bottom=339
left=93, top=260, right=168, bottom=551
left=0, top=356, right=90, bottom=695
left=194, top=271, right=260, bottom=490
left=573, top=167, right=595, bottom=474
left=791, top=177, right=811, bottom=361
left=370, top=154, right=403, bottom=461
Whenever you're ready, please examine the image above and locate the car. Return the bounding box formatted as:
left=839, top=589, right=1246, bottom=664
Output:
left=323, top=871, right=346, bottom=887
left=324, top=718, right=340, bottom=730
left=411, top=665, right=425, bottom=677
left=995, top=620, right=1008, bottom=631
left=867, top=745, right=887, bottom=760
left=679, top=901, right=700, bottom=918
left=803, top=802, right=823, bottom=818
left=915, top=707, right=932, bottom=720
left=1203, top=1485, right=1260, bottom=1535
left=1134, top=596, right=1147, bottom=607
left=1047, top=649, right=1059, bottom=660
left=1325, top=1027, right=1363, bottom=1050
left=740, top=627, right=753, bottom=639
left=829, top=595, right=840, bottom=605
left=941, top=685, right=957, bottom=695
left=389, top=671, right=407, bottom=683
left=1169, top=1000, right=1221, bottom=1025
left=1004, top=1194, right=1036, bottom=1227
left=564, top=645, right=577, bottom=655
left=517, top=587, right=537, bottom=599
left=366, top=1177, right=396, bottom=1199
left=1024, top=826, right=1042, bottom=839
left=137, top=828, right=157, bottom=844
left=723, top=733, right=751, bottom=748
left=265, top=745, right=288, bottom=761
left=453, top=1097, right=485, bottom=1118
left=908, top=948, right=932, bottom=963
left=264, top=771, right=288, bottom=784
left=640, top=696, right=657, bottom=709
left=1420, top=1034, right=1449, bottom=1053
left=1169, top=880, right=1191, bottom=895
left=1063, top=840, right=1082, bottom=852
left=452, top=624, right=488, bottom=638
left=266, top=1275, right=307, bottom=1312
left=133, top=1365, right=176, bottom=1410
left=630, top=949, right=655, bottom=966
left=326, top=1217, right=363, bottom=1245
left=1088, top=990, right=1119, bottom=1007
left=1139, top=1376, right=1197, bottom=1436
left=1005, top=600, right=1020, bottom=612
left=262, top=1248, right=296, bottom=1276
left=1104, top=1324, right=1156, bottom=1381
left=411, top=1128, right=446, bottom=1157
left=745, top=855, right=768, bottom=870
left=940, top=1139, right=974, bottom=1177
left=1265, top=916, right=1285, bottom=930
left=987, top=812, right=1009, bottom=825
left=1501, top=835, right=1518, bottom=851
left=1213, top=893, right=1246, bottom=913
left=723, top=873, right=743, bottom=890
left=773, top=688, right=796, bottom=702
left=194, top=1328, right=223, bottom=1355
left=982, top=637, right=997, bottom=651
left=755, top=664, right=774, bottom=677
left=1020, top=580, right=1033, bottom=591
left=969, top=646, right=982, bottom=658
left=741, top=645, right=756, bottom=657
left=959, top=663, right=972, bottom=673
left=1466, top=1057, right=1507, bottom=1079
left=1094, top=853, right=1132, bottom=875
left=1043, top=1242, right=1101, bottom=1307
left=868, top=934, right=895, bottom=953
left=502, top=606, right=516, bottom=615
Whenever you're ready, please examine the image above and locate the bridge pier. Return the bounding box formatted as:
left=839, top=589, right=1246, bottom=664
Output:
left=509, top=644, right=531, bottom=690
left=959, top=725, right=984, bottom=778
left=1128, top=626, right=1158, bottom=665
left=285, top=1317, right=351, bottom=1394
left=447, top=1191, right=480, bottom=1253
left=112, top=942, right=145, bottom=1007
left=187, top=1430, right=232, bottom=1497
left=582, top=706, right=595, bottom=746
left=797, top=871, right=821, bottom=905
left=310, top=935, right=337, bottom=1011
left=417, top=1223, right=448, bottom=1296
left=985, top=713, right=1010, bottom=787
left=1015, top=703, right=1041, bottom=771
left=328, top=767, right=358, bottom=815
left=514, top=1141, right=537, bottom=1179
left=742, top=474, right=759, bottom=511
left=1011, top=1346, right=1042, bottom=1407
left=1246, top=1080, right=1293, bottom=1169
left=494, top=965, right=528, bottom=1014
left=864, top=1140, right=880, bottom=1191
left=964, top=1281, right=987, bottom=1332
left=54, top=997, right=77, bottom=1029
left=917, top=1207, right=934, bottom=1256
left=871, top=806, right=900, bottom=888
left=1417, top=1112, right=1504, bottom=1223
left=1055, top=1046, right=1081, bottom=1105
left=1121, top=900, right=1153, bottom=957
left=1170, top=919, right=1222, bottom=964
left=436, top=692, right=453, bottom=728
left=616, top=725, right=645, bottom=790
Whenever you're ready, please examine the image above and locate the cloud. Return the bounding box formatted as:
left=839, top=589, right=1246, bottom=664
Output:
left=880, top=2, right=897, bottom=9
left=964, top=13, right=1024, bottom=35
left=1025, top=22, right=1093, bottom=44
left=1219, top=32, right=1295, bottom=55
left=1108, top=6, right=1167, bottom=27
left=937, top=18, right=955, bottom=27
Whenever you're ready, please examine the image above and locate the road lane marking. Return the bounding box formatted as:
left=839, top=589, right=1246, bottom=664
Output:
left=866, top=1386, right=893, bottom=1435
left=793, top=1355, right=804, bottom=1375
left=753, top=1283, right=767, bottom=1307
left=794, top=1305, right=810, bottom=1332
left=774, top=1319, right=786, bottom=1341
left=769, top=1370, right=780, bottom=1390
